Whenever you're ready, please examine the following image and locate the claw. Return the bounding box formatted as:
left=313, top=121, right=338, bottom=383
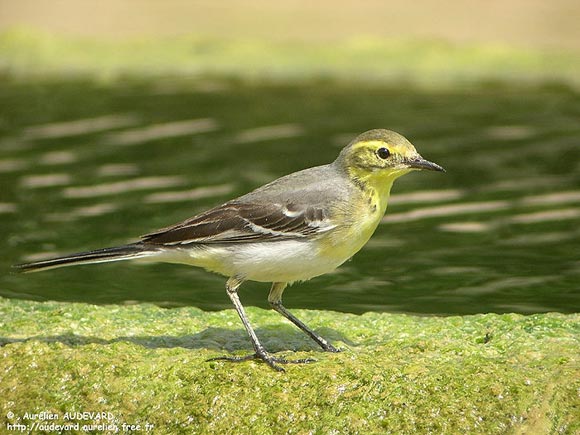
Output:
left=322, top=343, right=342, bottom=353
left=207, top=350, right=317, bottom=372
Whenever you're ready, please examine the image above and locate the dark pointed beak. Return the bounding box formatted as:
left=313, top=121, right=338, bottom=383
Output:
left=406, top=156, right=445, bottom=172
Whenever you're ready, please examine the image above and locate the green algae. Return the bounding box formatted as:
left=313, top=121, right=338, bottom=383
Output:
left=2, top=28, right=580, bottom=89
left=0, top=297, right=578, bottom=434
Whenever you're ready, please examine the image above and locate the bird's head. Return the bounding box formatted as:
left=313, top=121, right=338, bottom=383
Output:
left=335, top=129, right=444, bottom=189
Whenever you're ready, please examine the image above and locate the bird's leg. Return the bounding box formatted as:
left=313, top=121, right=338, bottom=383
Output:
left=207, top=277, right=315, bottom=372
left=268, top=282, right=341, bottom=353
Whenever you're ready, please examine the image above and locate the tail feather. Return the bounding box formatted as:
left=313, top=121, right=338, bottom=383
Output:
left=12, top=243, right=155, bottom=273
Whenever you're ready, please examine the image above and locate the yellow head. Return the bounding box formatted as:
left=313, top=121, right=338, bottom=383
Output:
left=335, top=129, right=444, bottom=191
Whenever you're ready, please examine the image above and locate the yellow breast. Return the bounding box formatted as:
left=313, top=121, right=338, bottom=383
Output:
left=318, top=188, right=388, bottom=263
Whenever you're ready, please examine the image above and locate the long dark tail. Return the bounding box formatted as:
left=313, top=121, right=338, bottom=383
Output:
left=12, top=243, right=156, bottom=273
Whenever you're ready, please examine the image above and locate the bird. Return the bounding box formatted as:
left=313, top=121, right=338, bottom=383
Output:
left=14, top=129, right=445, bottom=372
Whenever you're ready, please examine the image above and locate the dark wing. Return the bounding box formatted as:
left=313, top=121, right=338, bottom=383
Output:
left=141, top=201, right=336, bottom=246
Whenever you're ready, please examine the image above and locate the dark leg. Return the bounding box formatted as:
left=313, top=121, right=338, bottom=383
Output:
left=207, top=277, right=315, bottom=372
left=268, top=282, right=341, bottom=353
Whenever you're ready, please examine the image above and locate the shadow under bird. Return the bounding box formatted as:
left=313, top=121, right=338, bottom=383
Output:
left=14, top=129, right=445, bottom=372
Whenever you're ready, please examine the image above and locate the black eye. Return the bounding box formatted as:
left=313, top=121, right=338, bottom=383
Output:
left=377, top=147, right=391, bottom=159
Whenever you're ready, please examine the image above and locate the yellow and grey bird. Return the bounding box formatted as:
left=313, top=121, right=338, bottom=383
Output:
left=14, top=129, right=444, bottom=371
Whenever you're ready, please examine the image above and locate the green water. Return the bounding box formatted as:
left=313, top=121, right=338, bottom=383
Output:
left=1, top=78, right=579, bottom=315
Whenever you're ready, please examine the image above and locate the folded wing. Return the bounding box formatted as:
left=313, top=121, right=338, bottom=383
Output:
left=141, top=201, right=336, bottom=246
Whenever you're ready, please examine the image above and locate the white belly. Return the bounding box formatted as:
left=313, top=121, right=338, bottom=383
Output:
left=146, top=240, right=348, bottom=283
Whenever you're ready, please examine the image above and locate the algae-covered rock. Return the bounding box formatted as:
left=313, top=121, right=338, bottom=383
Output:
left=0, top=297, right=578, bottom=434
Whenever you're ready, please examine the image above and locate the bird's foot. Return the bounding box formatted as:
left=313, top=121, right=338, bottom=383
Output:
left=207, top=349, right=316, bottom=372
left=321, top=342, right=342, bottom=353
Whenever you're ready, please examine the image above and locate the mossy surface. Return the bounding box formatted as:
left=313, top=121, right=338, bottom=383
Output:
left=2, top=28, right=580, bottom=88
left=0, top=297, right=578, bottom=434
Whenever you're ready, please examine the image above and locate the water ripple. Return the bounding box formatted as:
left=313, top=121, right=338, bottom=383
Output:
left=45, top=203, right=119, bottom=222
left=389, top=189, right=464, bottom=205
left=438, top=208, right=580, bottom=233
left=0, top=158, right=29, bottom=173
left=62, top=176, right=188, bottom=198
left=508, top=208, right=580, bottom=224
left=22, top=114, right=140, bottom=140
left=485, top=125, right=536, bottom=140
left=233, top=124, right=304, bottom=144
left=20, top=174, right=72, bottom=188
left=38, top=151, right=78, bottom=166
left=437, top=222, right=492, bottom=233
left=103, top=118, right=219, bottom=145
left=449, top=276, right=558, bottom=296
left=144, top=184, right=235, bottom=204
left=96, top=164, right=140, bottom=177
left=520, top=190, right=580, bottom=206
left=0, top=203, right=17, bottom=214
left=484, top=175, right=573, bottom=192
left=497, top=232, right=576, bottom=246
left=382, top=200, right=510, bottom=223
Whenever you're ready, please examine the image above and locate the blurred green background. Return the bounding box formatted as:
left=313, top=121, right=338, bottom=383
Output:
left=1, top=0, right=579, bottom=315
